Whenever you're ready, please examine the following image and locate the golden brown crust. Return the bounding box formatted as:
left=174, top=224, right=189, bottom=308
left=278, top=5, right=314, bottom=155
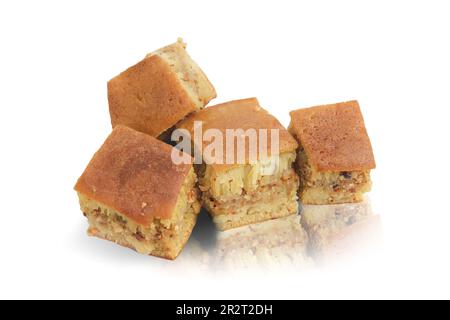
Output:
left=74, top=126, right=193, bottom=225
left=289, top=100, right=375, bottom=171
left=177, top=98, right=298, bottom=172
left=108, top=55, right=197, bottom=137
left=149, top=39, right=217, bottom=109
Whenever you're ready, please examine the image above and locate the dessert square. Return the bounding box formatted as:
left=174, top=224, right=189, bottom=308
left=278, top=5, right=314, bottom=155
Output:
left=108, top=39, right=216, bottom=138
left=289, top=101, right=376, bottom=204
left=177, top=98, right=300, bottom=231
left=74, top=126, right=201, bottom=260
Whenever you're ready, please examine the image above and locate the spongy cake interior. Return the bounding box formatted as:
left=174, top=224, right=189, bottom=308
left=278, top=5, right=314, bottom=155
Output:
left=199, top=153, right=299, bottom=231
left=149, top=39, right=216, bottom=110
left=78, top=168, right=200, bottom=260
left=296, top=147, right=371, bottom=204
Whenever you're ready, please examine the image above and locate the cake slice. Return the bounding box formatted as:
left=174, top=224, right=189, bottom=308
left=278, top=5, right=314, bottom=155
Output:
left=177, top=98, right=300, bottom=231
left=289, top=101, right=376, bottom=204
left=74, top=126, right=201, bottom=260
left=108, top=39, right=216, bottom=139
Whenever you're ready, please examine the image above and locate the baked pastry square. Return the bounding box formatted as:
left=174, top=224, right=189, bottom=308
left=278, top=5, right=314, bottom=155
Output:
left=177, top=98, right=300, bottom=231
left=74, top=126, right=201, bottom=260
left=108, top=39, right=216, bottom=138
left=289, top=101, right=376, bottom=204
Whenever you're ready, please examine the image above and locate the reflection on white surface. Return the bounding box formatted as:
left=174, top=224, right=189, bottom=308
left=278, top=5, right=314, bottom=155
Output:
left=301, top=200, right=383, bottom=264
left=213, top=214, right=311, bottom=271
left=178, top=199, right=383, bottom=271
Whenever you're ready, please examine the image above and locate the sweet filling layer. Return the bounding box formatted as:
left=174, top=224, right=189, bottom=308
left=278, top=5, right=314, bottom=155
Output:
left=199, top=152, right=297, bottom=199
left=202, top=169, right=299, bottom=230
left=78, top=169, right=200, bottom=258
left=204, top=170, right=299, bottom=214
left=297, top=147, right=371, bottom=204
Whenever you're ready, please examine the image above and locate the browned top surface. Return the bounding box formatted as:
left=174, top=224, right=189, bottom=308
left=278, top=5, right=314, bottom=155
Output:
left=74, top=126, right=193, bottom=225
left=177, top=98, right=298, bottom=172
left=108, top=54, right=196, bottom=137
left=289, top=101, right=375, bottom=171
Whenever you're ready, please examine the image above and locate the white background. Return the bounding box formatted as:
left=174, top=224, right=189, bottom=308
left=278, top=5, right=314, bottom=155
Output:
left=1, top=0, right=449, bottom=299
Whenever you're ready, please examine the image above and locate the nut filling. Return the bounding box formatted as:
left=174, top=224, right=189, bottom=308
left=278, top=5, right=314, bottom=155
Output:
left=199, top=165, right=300, bottom=231
left=297, top=147, right=372, bottom=204
left=80, top=193, right=200, bottom=258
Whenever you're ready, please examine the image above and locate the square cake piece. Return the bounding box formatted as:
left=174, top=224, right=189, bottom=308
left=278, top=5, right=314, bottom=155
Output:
left=289, top=101, right=376, bottom=204
left=74, top=126, right=201, bottom=260
left=108, top=39, right=216, bottom=138
left=177, top=98, right=300, bottom=231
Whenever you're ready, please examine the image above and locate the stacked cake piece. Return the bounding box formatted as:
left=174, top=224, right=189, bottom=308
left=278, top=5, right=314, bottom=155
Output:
left=177, top=98, right=300, bottom=230
left=76, top=39, right=215, bottom=259
left=74, top=39, right=377, bottom=260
